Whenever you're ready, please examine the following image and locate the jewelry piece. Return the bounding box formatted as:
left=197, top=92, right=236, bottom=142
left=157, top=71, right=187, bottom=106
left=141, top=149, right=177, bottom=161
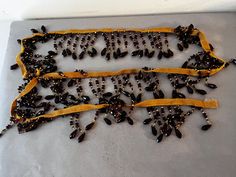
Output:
left=2, top=24, right=235, bottom=144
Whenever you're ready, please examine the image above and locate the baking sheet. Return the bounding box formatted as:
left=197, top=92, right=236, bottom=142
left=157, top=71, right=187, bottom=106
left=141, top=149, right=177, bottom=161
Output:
left=0, top=13, right=236, bottom=177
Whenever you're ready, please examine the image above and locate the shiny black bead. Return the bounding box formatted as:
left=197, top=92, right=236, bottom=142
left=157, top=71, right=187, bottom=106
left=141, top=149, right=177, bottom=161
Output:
left=158, top=90, right=165, bottom=98
left=151, top=126, right=157, bottom=136
left=201, top=124, right=212, bottom=131
left=78, top=132, right=86, bottom=143
left=17, top=39, right=21, bottom=44
left=138, top=50, right=143, bottom=58
left=105, top=53, right=111, bottom=60
left=177, top=43, right=183, bottom=51
left=45, top=95, right=55, bottom=100
left=165, top=127, right=172, bottom=137
left=195, top=89, right=207, bottom=95
left=85, top=122, right=95, bottom=130
left=143, top=118, right=152, bottom=125
left=158, top=51, right=163, bottom=60
left=186, top=85, right=194, bottom=94
left=205, top=83, right=217, bottom=89
left=67, top=79, right=76, bottom=87
left=103, top=92, right=113, bottom=97
left=41, top=25, right=47, bottom=33
left=153, top=92, right=160, bottom=99
left=130, top=93, right=136, bottom=103
left=104, top=118, right=112, bottom=125
left=79, top=51, right=85, bottom=59
left=48, top=51, right=57, bottom=56
left=182, top=61, right=188, bottom=68
left=126, top=117, right=134, bottom=125
left=136, top=93, right=142, bottom=103
left=10, top=63, right=19, bottom=70
left=117, top=116, right=125, bottom=123
left=122, top=90, right=130, bottom=97
left=113, top=51, right=118, bottom=59
left=66, top=48, right=72, bottom=56
left=175, top=128, right=182, bottom=139
left=72, top=52, right=77, bottom=60
left=120, top=51, right=128, bottom=58
left=81, top=95, right=90, bottom=103
left=31, top=28, right=39, bottom=33
left=167, top=49, right=174, bottom=57
left=101, top=48, right=107, bottom=56
left=132, top=50, right=139, bottom=56
left=157, top=133, right=163, bottom=143
left=62, top=49, right=67, bottom=57
left=70, top=129, right=78, bottom=139
left=231, top=59, right=236, bottom=65
left=175, top=83, right=186, bottom=89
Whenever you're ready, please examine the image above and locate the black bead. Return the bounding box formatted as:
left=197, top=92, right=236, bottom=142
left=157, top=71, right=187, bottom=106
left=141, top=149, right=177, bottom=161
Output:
left=113, top=51, right=118, bottom=59
left=81, top=95, right=90, bottom=103
left=126, top=117, right=134, bottom=125
left=85, top=122, right=95, bottom=130
left=231, top=59, right=236, bottom=65
left=167, top=49, right=174, bottom=57
left=120, top=51, right=128, bottom=58
left=122, top=90, right=130, bottom=97
left=70, top=129, right=78, bottom=139
left=45, top=95, right=55, bottom=100
left=78, top=132, right=86, bottom=143
left=153, top=92, right=160, bottom=99
left=177, top=43, right=183, bottom=51
left=103, top=92, right=113, bottom=97
left=182, top=61, right=188, bottom=68
left=48, top=51, right=57, bottom=56
left=117, top=116, right=125, bottom=123
left=143, top=118, right=152, bottom=125
left=72, top=52, right=77, bottom=60
left=66, top=48, right=72, bottom=56
left=175, top=83, right=186, bottom=89
left=205, top=83, right=217, bottom=89
left=79, top=51, right=85, bottom=59
left=132, top=50, right=139, bottom=56
left=10, top=63, right=19, bottom=70
left=104, top=118, right=112, bottom=125
left=31, top=29, right=39, bottom=33
left=105, top=53, right=111, bottom=60
left=41, top=25, right=47, bottom=33
left=186, top=85, right=194, bottom=94
left=101, top=48, right=107, bottom=56
left=201, top=124, right=212, bottom=131
left=144, top=48, right=149, bottom=57
left=165, top=127, right=172, bottom=137
left=151, top=126, right=157, bottom=136
left=130, top=93, right=136, bottom=103
left=195, top=89, right=207, bottom=95
left=157, top=133, right=163, bottom=143
left=175, top=128, right=182, bottom=139
left=138, top=50, right=144, bottom=58
left=158, top=90, right=165, bottom=98
left=67, top=79, right=76, bottom=87
left=158, top=51, right=163, bottom=59
left=62, top=49, right=67, bottom=57
left=136, top=93, right=142, bottom=103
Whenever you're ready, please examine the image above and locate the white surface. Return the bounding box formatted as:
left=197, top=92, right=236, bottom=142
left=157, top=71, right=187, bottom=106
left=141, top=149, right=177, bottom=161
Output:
left=0, top=0, right=236, bottom=20
left=0, top=21, right=11, bottom=72
left=0, top=13, right=236, bottom=177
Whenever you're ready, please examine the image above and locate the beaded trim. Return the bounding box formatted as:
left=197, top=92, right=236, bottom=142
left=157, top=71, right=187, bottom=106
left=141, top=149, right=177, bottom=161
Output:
left=1, top=24, right=235, bottom=143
